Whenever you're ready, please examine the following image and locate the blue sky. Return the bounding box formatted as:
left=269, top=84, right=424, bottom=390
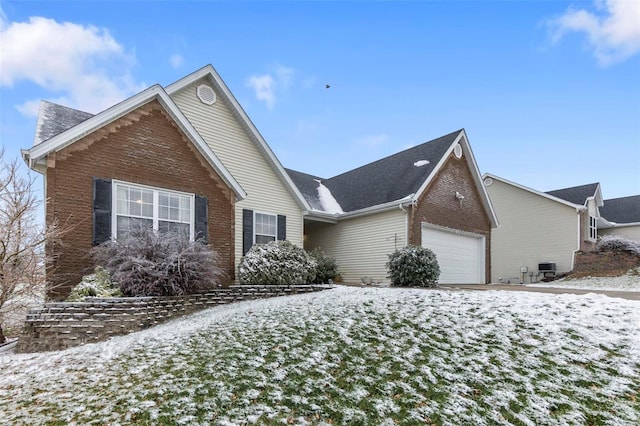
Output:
left=1, top=0, right=639, bottom=200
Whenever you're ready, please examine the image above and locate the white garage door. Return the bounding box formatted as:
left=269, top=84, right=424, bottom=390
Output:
left=421, top=225, right=485, bottom=284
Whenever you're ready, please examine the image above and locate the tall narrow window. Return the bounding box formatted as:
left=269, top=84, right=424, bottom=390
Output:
left=254, top=212, right=277, bottom=244
left=113, top=181, right=194, bottom=240
left=589, top=216, right=597, bottom=241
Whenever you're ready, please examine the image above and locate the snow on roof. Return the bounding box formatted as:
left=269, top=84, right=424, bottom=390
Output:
left=413, top=160, right=429, bottom=167
left=316, top=180, right=344, bottom=214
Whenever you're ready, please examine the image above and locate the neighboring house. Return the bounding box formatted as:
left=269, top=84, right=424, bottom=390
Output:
left=23, top=65, right=309, bottom=300
left=483, top=174, right=604, bottom=283
left=599, top=195, right=640, bottom=240
left=288, top=129, right=498, bottom=284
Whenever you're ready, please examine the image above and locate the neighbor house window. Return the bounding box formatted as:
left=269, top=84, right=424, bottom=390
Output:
left=114, top=181, right=194, bottom=240
left=589, top=216, right=597, bottom=241
left=254, top=212, right=277, bottom=244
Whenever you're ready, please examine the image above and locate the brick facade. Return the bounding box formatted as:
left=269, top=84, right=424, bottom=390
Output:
left=45, top=100, right=236, bottom=300
left=408, top=152, right=492, bottom=283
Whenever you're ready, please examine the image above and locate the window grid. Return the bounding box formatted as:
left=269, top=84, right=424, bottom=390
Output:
left=114, top=181, right=194, bottom=240
left=589, top=216, right=597, bottom=241
left=255, top=212, right=277, bottom=245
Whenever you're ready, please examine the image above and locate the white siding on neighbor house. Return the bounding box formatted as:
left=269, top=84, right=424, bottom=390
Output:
left=305, top=209, right=407, bottom=283
left=600, top=225, right=640, bottom=241
left=487, top=179, right=580, bottom=283
left=171, top=80, right=304, bottom=268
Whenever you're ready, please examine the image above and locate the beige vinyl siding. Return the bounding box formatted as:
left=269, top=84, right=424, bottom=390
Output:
left=171, top=80, right=304, bottom=268
left=487, top=179, right=579, bottom=283
left=600, top=225, right=640, bottom=241
left=305, top=209, right=407, bottom=283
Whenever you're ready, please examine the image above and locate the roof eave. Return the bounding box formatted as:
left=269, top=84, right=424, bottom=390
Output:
left=337, top=196, right=414, bottom=220
left=483, top=173, right=586, bottom=212
left=25, top=84, right=247, bottom=201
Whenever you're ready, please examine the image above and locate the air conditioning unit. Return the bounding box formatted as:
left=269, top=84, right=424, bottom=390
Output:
left=538, top=262, right=556, bottom=272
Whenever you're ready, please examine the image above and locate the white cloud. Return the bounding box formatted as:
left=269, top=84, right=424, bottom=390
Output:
left=246, top=74, right=276, bottom=110
left=247, top=64, right=318, bottom=109
left=0, top=15, right=144, bottom=115
left=356, top=133, right=388, bottom=148
left=549, top=0, right=640, bottom=65
left=169, top=53, right=183, bottom=69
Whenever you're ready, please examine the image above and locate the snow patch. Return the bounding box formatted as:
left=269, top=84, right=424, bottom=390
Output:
left=413, top=160, right=429, bottom=167
left=315, top=180, right=344, bottom=214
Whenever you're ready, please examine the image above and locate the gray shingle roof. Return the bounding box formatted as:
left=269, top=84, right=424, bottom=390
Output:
left=287, top=129, right=461, bottom=213
left=545, top=183, right=599, bottom=206
left=285, top=169, right=326, bottom=211
left=34, top=101, right=94, bottom=145
left=600, top=195, right=640, bottom=224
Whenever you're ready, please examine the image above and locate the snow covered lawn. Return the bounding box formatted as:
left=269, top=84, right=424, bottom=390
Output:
left=1, top=286, right=639, bottom=425
left=527, top=271, right=640, bottom=292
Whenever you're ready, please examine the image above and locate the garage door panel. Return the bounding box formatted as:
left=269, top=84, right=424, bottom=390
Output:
left=422, top=226, right=484, bottom=284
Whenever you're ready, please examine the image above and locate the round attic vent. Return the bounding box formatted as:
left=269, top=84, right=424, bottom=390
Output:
left=197, top=84, right=216, bottom=105
left=483, top=177, right=493, bottom=187
left=453, top=143, right=463, bottom=159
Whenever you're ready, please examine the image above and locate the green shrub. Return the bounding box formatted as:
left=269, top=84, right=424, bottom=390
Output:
left=66, top=266, right=122, bottom=301
left=308, top=248, right=338, bottom=284
left=386, top=246, right=440, bottom=287
left=238, top=240, right=317, bottom=285
left=92, top=227, right=223, bottom=297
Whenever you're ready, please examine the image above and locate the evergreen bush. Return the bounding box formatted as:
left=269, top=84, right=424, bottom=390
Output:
left=386, top=245, right=440, bottom=287
left=308, top=248, right=338, bottom=284
left=238, top=240, right=317, bottom=285
left=92, top=227, right=223, bottom=297
left=66, top=266, right=122, bottom=301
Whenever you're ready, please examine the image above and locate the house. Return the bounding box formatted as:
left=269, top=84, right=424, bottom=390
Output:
left=23, top=65, right=310, bottom=300
left=23, top=64, right=497, bottom=299
left=288, top=129, right=498, bottom=284
left=483, top=174, right=608, bottom=283
left=599, top=195, right=640, bottom=240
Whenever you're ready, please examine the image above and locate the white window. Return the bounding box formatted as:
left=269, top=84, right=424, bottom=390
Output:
left=254, top=212, right=277, bottom=244
left=589, top=216, right=597, bottom=241
left=113, top=181, right=194, bottom=240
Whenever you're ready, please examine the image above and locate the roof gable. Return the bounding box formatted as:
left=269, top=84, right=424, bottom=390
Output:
left=483, top=173, right=586, bottom=210
left=289, top=129, right=498, bottom=227
left=545, top=183, right=601, bottom=206
left=24, top=85, right=246, bottom=201
left=600, top=195, right=640, bottom=224
left=165, top=65, right=310, bottom=211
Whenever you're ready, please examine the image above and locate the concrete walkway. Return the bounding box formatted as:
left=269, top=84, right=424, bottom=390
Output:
left=439, top=284, right=640, bottom=301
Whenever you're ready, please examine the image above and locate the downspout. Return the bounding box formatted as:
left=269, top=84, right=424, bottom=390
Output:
left=399, top=203, right=408, bottom=247
left=571, top=208, right=581, bottom=271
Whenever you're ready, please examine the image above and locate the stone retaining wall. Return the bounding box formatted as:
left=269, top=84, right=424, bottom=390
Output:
left=18, top=285, right=332, bottom=353
left=573, top=250, right=640, bottom=276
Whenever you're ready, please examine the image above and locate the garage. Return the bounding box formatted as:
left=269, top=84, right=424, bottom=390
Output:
left=421, top=225, right=485, bottom=284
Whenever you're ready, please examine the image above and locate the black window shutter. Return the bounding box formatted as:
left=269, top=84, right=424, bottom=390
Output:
left=242, top=209, right=253, bottom=254
left=277, top=215, right=286, bottom=241
left=194, top=195, right=208, bottom=243
left=93, top=178, right=112, bottom=245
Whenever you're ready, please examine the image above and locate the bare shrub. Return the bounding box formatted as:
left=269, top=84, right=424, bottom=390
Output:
left=92, top=226, right=223, bottom=297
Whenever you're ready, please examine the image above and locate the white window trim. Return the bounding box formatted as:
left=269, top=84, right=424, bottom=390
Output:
left=589, top=215, right=597, bottom=242
left=112, top=180, right=195, bottom=241
left=253, top=211, right=277, bottom=244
